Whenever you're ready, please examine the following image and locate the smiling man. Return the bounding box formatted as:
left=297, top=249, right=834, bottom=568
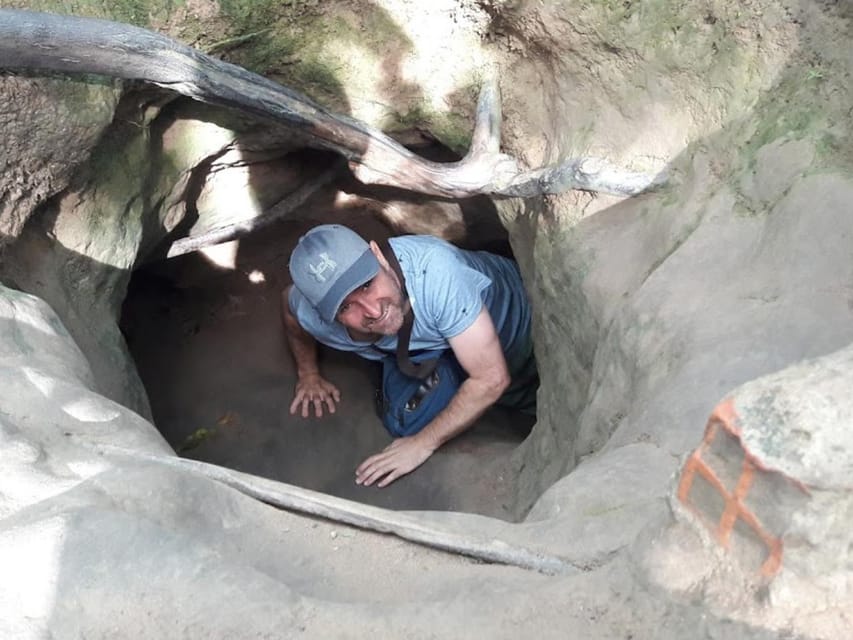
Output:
left=282, top=224, right=537, bottom=488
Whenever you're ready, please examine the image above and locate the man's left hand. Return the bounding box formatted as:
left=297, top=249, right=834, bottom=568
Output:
left=355, top=435, right=436, bottom=488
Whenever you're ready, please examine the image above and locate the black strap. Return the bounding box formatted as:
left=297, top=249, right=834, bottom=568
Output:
left=378, top=239, right=440, bottom=380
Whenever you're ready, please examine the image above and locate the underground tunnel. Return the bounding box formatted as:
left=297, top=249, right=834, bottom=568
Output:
left=120, top=141, right=538, bottom=520
left=2, top=3, right=853, bottom=638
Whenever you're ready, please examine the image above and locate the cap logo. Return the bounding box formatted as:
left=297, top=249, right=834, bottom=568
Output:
left=308, top=252, right=337, bottom=283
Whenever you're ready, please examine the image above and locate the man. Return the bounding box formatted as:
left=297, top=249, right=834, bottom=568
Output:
left=282, top=224, right=536, bottom=488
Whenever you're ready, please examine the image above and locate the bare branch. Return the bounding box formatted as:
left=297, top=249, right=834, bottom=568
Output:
left=0, top=9, right=663, bottom=198
left=467, top=72, right=502, bottom=157
left=166, top=159, right=345, bottom=258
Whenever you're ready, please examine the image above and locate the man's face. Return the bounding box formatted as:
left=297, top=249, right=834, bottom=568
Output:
left=336, top=264, right=406, bottom=336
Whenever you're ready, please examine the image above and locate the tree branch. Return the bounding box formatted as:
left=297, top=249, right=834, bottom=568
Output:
left=165, top=159, right=344, bottom=258
left=0, top=9, right=664, bottom=198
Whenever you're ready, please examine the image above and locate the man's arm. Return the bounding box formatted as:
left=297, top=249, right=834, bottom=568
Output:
left=281, top=286, right=341, bottom=417
left=355, top=306, right=510, bottom=487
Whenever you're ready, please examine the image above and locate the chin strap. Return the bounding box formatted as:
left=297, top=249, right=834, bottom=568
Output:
left=378, top=239, right=440, bottom=380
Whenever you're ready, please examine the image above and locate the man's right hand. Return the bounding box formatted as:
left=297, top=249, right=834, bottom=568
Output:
left=290, top=373, right=342, bottom=418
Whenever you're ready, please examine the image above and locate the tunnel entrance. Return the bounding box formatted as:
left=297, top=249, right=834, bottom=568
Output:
left=120, top=145, right=536, bottom=521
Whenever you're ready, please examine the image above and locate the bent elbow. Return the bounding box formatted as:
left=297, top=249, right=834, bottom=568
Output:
left=488, top=370, right=511, bottom=403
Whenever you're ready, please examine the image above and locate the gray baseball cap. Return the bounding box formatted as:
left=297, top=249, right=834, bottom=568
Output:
left=289, top=224, right=380, bottom=322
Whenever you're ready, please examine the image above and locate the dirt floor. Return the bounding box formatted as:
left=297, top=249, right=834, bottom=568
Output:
left=120, top=166, right=535, bottom=521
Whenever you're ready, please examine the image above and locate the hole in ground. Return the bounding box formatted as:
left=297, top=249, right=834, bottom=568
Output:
left=120, top=144, right=536, bottom=521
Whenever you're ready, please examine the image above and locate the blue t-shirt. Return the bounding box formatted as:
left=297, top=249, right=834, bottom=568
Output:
left=289, top=235, right=531, bottom=373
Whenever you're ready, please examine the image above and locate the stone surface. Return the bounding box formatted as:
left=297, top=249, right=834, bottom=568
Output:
left=659, top=345, right=853, bottom=635
left=0, top=0, right=852, bottom=638
left=0, top=281, right=784, bottom=639
left=0, top=74, right=118, bottom=248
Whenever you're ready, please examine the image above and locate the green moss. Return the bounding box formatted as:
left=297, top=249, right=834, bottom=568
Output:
left=218, top=0, right=280, bottom=32
left=815, top=131, right=843, bottom=159
left=216, top=7, right=352, bottom=105
left=5, top=0, right=186, bottom=26
left=751, top=84, right=820, bottom=148
left=736, top=61, right=845, bottom=174
left=231, top=30, right=297, bottom=74
left=385, top=80, right=482, bottom=154
left=247, top=39, right=347, bottom=106
left=585, top=0, right=763, bottom=100
left=77, top=101, right=180, bottom=261
left=85, top=123, right=145, bottom=199
left=287, top=60, right=343, bottom=99
left=382, top=100, right=476, bottom=155
left=214, top=3, right=419, bottom=115
left=111, top=0, right=186, bottom=26
left=178, top=427, right=214, bottom=452
left=43, top=74, right=119, bottom=119
left=656, top=182, right=682, bottom=208
left=432, top=115, right=476, bottom=154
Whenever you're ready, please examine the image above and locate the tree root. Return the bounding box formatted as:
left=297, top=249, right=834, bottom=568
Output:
left=165, top=158, right=345, bottom=258
left=96, top=444, right=578, bottom=576
left=0, top=9, right=665, bottom=200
